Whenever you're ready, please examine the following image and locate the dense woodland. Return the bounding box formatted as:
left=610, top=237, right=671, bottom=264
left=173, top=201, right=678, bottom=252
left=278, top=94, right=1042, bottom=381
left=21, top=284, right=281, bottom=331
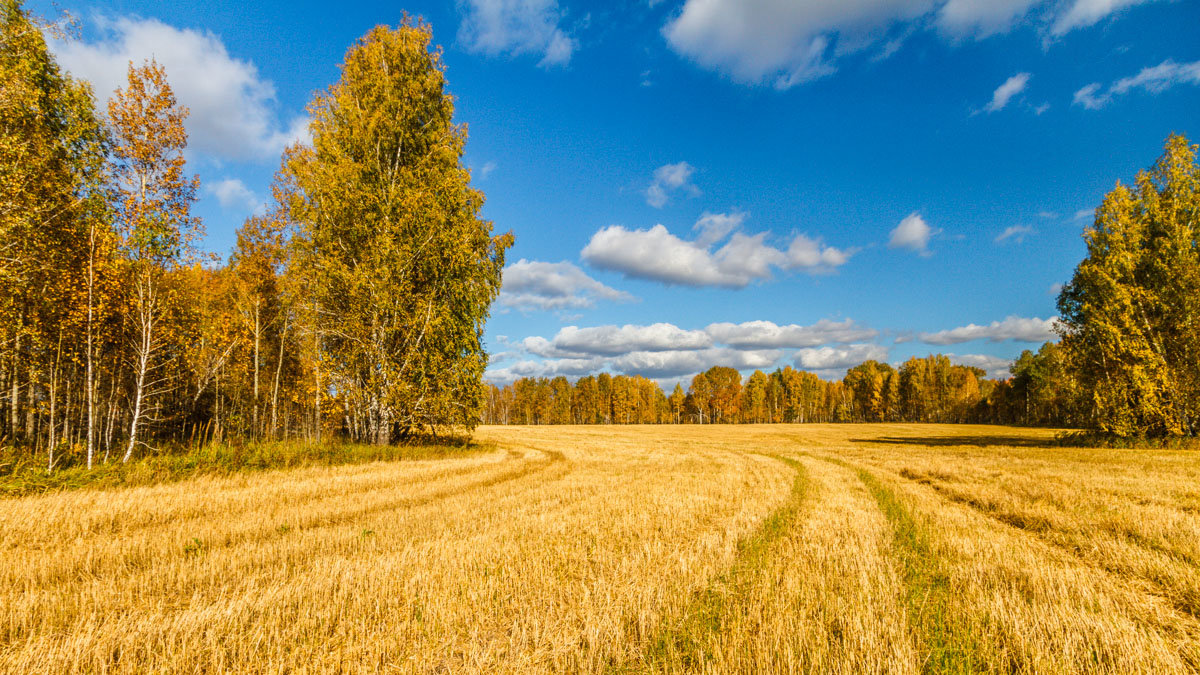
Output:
left=1, top=3, right=510, bottom=469
left=1, top=0, right=1198, bottom=480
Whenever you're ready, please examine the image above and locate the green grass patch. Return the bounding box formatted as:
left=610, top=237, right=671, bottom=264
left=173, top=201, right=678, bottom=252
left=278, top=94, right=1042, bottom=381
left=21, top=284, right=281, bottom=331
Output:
left=635, top=454, right=810, bottom=672
left=857, top=468, right=982, bottom=674
left=0, top=439, right=492, bottom=498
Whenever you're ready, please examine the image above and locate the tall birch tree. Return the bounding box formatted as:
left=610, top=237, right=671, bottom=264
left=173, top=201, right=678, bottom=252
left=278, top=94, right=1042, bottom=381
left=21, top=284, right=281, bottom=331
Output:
left=108, top=60, right=199, bottom=461
left=285, top=19, right=511, bottom=443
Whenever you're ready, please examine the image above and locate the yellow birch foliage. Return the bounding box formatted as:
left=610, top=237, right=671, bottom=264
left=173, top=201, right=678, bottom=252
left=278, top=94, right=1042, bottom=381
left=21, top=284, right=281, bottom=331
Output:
left=1058, top=134, right=1200, bottom=436
left=285, top=19, right=512, bottom=442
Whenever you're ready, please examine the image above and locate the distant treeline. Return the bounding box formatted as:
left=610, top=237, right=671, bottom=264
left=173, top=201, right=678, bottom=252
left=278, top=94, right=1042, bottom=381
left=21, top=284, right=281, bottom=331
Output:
left=484, top=345, right=1080, bottom=427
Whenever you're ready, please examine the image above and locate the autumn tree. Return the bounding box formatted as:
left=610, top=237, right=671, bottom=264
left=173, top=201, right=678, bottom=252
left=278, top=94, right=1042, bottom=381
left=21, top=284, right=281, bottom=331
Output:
left=285, top=20, right=511, bottom=443
left=230, top=212, right=289, bottom=438
left=108, top=59, right=200, bottom=461
left=668, top=383, right=685, bottom=424
left=0, top=0, right=109, bottom=465
left=741, top=370, right=767, bottom=423
left=844, top=360, right=894, bottom=422
left=1058, top=135, right=1200, bottom=437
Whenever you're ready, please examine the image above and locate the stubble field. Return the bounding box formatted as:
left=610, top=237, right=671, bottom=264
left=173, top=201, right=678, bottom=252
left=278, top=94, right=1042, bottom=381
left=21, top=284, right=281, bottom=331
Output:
left=2, top=424, right=1199, bottom=673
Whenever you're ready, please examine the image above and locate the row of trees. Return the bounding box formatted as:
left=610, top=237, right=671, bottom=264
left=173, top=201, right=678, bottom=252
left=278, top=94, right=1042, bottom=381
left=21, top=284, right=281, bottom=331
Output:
left=483, top=350, right=1080, bottom=427
left=1, top=2, right=510, bottom=469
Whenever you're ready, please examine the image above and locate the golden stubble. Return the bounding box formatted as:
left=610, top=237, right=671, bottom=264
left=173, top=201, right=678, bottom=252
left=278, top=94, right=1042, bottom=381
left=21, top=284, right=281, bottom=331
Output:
left=2, top=424, right=1198, bottom=673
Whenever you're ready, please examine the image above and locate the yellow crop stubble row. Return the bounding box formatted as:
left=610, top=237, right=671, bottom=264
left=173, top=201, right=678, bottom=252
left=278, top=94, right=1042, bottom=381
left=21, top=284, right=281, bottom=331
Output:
left=3, top=424, right=1200, bottom=673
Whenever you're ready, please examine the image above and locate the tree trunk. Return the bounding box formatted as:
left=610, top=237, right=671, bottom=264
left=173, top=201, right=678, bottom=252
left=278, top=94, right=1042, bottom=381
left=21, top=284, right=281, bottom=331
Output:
left=271, top=319, right=286, bottom=439
left=124, top=274, right=155, bottom=463
left=252, top=300, right=260, bottom=438
left=86, top=222, right=96, bottom=469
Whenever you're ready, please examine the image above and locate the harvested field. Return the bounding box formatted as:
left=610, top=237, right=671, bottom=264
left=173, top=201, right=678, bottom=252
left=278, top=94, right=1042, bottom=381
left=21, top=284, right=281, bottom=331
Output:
left=3, top=424, right=1198, bottom=673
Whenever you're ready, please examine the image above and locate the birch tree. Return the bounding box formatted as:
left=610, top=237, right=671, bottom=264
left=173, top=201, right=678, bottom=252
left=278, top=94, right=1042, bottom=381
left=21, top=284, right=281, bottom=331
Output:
left=1058, top=134, right=1200, bottom=437
left=285, top=19, right=511, bottom=443
left=108, top=60, right=199, bottom=461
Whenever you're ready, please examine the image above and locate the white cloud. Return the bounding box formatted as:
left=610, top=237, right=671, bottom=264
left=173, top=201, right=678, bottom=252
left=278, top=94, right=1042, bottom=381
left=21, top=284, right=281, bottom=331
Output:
left=985, top=72, right=1030, bottom=112
left=1074, top=59, right=1200, bottom=109
left=486, top=345, right=786, bottom=382
left=995, top=224, right=1035, bottom=244
left=946, top=353, right=1014, bottom=379
left=645, top=161, right=699, bottom=208
left=457, top=0, right=577, bottom=67
left=1074, top=208, right=1094, bottom=221
left=662, top=0, right=933, bottom=89
left=524, top=323, right=712, bottom=357
left=693, top=210, right=744, bottom=245
left=485, top=357, right=606, bottom=383
left=705, top=319, right=877, bottom=349
left=661, top=0, right=1157, bottom=89
left=786, top=234, right=852, bottom=270
left=794, top=343, right=890, bottom=371
left=52, top=16, right=308, bottom=162
left=1072, top=83, right=1106, bottom=109
left=937, top=0, right=1043, bottom=38
left=478, top=161, right=498, bottom=179
left=498, top=259, right=634, bottom=311
left=611, top=347, right=782, bottom=379
left=206, top=178, right=264, bottom=214
left=582, top=213, right=851, bottom=288
left=919, top=316, right=1058, bottom=345
left=888, top=212, right=936, bottom=255
left=487, top=317, right=883, bottom=383
left=1050, top=0, right=1161, bottom=36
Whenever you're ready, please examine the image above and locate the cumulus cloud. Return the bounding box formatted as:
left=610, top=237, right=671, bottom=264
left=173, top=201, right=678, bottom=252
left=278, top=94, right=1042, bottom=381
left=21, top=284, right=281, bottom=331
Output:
left=888, top=212, right=936, bottom=255
left=51, top=16, right=308, bottom=162
left=523, top=323, right=712, bottom=358
left=645, top=161, right=699, bottom=208
left=662, top=0, right=925, bottom=89
left=582, top=213, right=852, bottom=288
left=995, top=224, right=1034, bottom=244
left=661, top=0, right=1156, bottom=89
left=498, top=260, right=634, bottom=311
left=946, top=353, right=1014, bottom=379
left=693, top=210, right=744, bottom=245
left=794, top=343, right=890, bottom=371
left=705, top=319, right=877, bottom=349
left=611, top=347, right=782, bottom=379
left=1074, top=59, right=1200, bottom=109
left=984, top=72, right=1030, bottom=112
left=919, top=316, right=1058, bottom=345
left=485, top=357, right=607, bottom=383
left=457, top=0, right=576, bottom=67
left=486, top=317, right=882, bottom=383
left=486, top=346, right=783, bottom=382
left=206, top=178, right=265, bottom=214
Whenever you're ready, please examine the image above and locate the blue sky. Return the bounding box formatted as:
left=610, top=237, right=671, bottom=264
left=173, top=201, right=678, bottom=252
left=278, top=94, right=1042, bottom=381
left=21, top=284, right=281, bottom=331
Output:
left=33, top=0, right=1200, bottom=386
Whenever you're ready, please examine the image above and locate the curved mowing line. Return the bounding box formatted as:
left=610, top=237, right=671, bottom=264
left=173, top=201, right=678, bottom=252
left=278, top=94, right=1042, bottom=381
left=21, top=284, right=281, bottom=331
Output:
left=855, top=468, right=982, bottom=674
left=626, top=454, right=810, bottom=673
left=15, top=455, right=567, bottom=590
left=911, top=476, right=1200, bottom=622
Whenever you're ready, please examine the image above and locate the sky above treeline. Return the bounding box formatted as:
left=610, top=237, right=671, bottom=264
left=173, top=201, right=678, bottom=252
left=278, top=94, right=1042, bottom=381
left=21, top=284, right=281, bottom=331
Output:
left=30, top=0, right=1200, bottom=386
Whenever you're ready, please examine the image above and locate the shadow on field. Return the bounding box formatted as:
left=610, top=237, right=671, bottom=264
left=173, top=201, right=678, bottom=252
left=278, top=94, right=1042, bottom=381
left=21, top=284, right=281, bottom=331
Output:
left=851, top=435, right=1051, bottom=448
